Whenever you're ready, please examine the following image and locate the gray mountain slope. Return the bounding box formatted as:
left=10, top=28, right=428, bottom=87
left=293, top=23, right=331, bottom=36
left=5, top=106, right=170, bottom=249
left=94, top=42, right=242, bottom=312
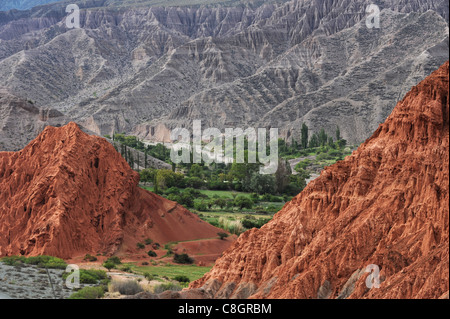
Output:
left=0, top=87, right=65, bottom=151
left=0, top=0, right=448, bottom=147
left=0, top=1, right=61, bottom=12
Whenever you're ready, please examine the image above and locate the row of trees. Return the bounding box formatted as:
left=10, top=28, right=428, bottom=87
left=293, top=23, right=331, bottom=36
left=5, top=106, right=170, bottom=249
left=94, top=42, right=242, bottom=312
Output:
left=280, top=124, right=347, bottom=157
left=307, top=126, right=346, bottom=149
left=109, top=133, right=172, bottom=170
left=110, top=125, right=346, bottom=172
left=111, top=127, right=347, bottom=198
left=112, top=133, right=171, bottom=162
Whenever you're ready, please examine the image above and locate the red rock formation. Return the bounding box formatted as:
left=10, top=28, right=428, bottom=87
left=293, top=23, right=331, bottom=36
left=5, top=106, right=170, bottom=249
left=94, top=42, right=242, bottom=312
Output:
left=0, top=122, right=222, bottom=259
left=191, top=62, right=449, bottom=299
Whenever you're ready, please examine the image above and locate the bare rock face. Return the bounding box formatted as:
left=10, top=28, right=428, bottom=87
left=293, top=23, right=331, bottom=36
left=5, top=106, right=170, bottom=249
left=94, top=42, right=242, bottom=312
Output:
left=0, top=88, right=66, bottom=151
left=0, top=88, right=171, bottom=169
left=0, top=122, right=221, bottom=259
left=190, top=62, right=449, bottom=299
left=0, top=0, right=448, bottom=145
left=0, top=1, right=58, bottom=11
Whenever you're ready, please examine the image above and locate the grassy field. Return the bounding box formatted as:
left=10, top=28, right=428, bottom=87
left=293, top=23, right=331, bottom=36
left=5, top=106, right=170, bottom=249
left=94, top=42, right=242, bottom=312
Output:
left=140, top=185, right=282, bottom=214
left=140, top=185, right=281, bottom=234
left=128, top=263, right=212, bottom=282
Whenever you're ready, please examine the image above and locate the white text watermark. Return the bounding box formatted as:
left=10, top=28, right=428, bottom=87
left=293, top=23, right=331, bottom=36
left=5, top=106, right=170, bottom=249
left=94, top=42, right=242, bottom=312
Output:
left=170, top=120, right=279, bottom=174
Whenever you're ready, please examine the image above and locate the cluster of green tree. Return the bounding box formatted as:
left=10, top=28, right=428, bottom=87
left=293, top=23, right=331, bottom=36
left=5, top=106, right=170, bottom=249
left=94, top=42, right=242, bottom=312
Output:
left=151, top=187, right=255, bottom=211
left=279, top=124, right=347, bottom=157
left=147, top=186, right=287, bottom=217
left=173, top=253, right=194, bottom=264
left=107, top=133, right=172, bottom=169
left=113, top=142, right=137, bottom=169
left=241, top=215, right=271, bottom=229
left=62, top=269, right=108, bottom=285
left=110, top=125, right=345, bottom=169
left=194, top=194, right=255, bottom=211
left=111, top=134, right=144, bottom=149
left=165, top=187, right=205, bottom=208
left=112, top=126, right=349, bottom=200
left=102, top=256, right=122, bottom=272
left=294, top=144, right=353, bottom=174
left=113, top=133, right=171, bottom=161
left=140, top=160, right=304, bottom=196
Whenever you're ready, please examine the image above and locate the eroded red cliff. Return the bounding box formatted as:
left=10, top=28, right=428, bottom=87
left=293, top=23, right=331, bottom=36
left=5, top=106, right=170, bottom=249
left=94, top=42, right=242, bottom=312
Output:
left=0, top=122, right=221, bottom=259
left=191, top=62, right=449, bottom=299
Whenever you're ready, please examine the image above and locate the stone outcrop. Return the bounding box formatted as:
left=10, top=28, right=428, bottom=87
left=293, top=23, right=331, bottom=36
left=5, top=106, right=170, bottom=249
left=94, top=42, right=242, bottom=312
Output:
left=190, top=62, right=449, bottom=299
left=0, top=122, right=221, bottom=259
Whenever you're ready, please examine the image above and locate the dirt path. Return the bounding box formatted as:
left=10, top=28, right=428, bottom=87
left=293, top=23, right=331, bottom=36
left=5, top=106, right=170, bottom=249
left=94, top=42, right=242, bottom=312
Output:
left=288, top=155, right=322, bottom=185
left=288, top=155, right=316, bottom=174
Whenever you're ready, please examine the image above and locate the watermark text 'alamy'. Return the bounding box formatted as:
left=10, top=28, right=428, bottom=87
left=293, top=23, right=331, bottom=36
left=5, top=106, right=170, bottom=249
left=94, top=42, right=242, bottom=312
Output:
left=170, top=120, right=278, bottom=174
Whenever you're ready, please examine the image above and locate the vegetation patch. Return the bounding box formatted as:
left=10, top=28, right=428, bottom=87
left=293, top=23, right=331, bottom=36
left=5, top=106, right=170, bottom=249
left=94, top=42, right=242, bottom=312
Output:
left=130, top=264, right=211, bottom=282
left=1, top=255, right=67, bottom=269
left=173, top=253, right=194, bottom=264
left=68, top=286, right=105, bottom=299
left=153, top=282, right=182, bottom=294
left=109, top=279, right=143, bottom=295
left=62, top=269, right=108, bottom=284
left=83, top=254, right=98, bottom=262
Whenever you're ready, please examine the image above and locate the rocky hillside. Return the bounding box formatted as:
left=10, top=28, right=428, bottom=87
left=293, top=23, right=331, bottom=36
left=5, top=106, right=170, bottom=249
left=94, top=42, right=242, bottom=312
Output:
left=0, top=88, right=171, bottom=170
left=0, top=0, right=59, bottom=12
left=0, top=0, right=447, bottom=147
left=190, top=62, right=449, bottom=299
left=0, top=122, right=222, bottom=259
left=0, top=88, right=66, bottom=151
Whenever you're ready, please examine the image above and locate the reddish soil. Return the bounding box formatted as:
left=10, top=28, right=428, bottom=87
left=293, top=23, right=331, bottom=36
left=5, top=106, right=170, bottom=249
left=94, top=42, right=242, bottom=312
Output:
left=0, top=122, right=225, bottom=259
left=191, top=62, right=449, bottom=299
left=172, top=237, right=236, bottom=266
